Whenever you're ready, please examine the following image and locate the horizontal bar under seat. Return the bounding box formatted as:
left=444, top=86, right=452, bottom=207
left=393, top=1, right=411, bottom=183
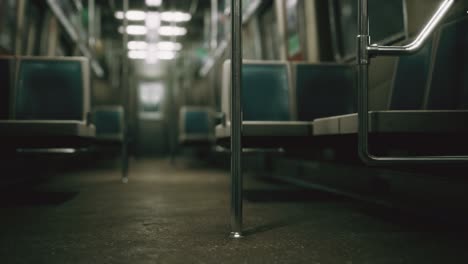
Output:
left=313, top=110, right=468, bottom=135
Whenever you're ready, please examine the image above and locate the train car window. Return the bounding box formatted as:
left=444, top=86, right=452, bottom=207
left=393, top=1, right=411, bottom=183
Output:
left=259, top=4, right=279, bottom=60
left=218, top=0, right=229, bottom=45
left=330, top=0, right=407, bottom=62
left=0, top=0, right=16, bottom=54
left=15, top=59, right=84, bottom=120
left=426, top=17, right=468, bottom=110
left=284, top=0, right=308, bottom=61
left=24, top=2, right=41, bottom=56
left=242, top=19, right=262, bottom=60
left=285, top=0, right=302, bottom=60
left=138, top=82, right=165, bottom=120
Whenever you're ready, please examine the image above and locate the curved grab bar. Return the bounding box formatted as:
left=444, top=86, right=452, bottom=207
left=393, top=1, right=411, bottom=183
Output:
left=367, top=0, right=456, bottom=56
left=357, top=0, right=468, bottom=165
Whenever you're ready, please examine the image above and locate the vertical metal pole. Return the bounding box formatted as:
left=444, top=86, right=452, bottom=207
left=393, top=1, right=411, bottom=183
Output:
left=121, top=0, right=129, bottom=183
left=357, top=0, right=370, bottom=162
left=230, top=0, right=243, bottom=239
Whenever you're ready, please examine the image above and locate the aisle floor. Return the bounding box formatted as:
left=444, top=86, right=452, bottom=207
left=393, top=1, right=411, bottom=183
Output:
left=0, top=159, right=467, bottom=263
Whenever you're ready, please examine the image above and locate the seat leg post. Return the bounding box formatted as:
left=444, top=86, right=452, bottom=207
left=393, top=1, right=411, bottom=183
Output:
left=230, top=0, right=243, bottom=239
left=121, top=0, right=130, bottom=184
left=121, top=138, right=129, bottom=184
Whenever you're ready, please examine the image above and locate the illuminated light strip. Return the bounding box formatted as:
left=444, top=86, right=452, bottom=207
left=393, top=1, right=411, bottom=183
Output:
left=159, top=26, right=187, bottom=36
left=160, top=11, right=192, bottom=22
left=128, top=50, right=176, bottom=60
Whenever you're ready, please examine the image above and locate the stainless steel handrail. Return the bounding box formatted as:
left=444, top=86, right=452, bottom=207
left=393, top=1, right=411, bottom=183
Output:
left=357, top=0, right=468, bottom=165
left=367, top=0, right=455, bottom=56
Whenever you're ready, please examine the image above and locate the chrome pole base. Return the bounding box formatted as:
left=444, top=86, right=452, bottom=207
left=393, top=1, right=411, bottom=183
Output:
left=229, top=232, right=243, bottom=239
left=121, top=177, right=129, bottom=184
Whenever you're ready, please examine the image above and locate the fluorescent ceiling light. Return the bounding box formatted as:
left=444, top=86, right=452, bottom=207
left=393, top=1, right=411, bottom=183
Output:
left=159, top=26, right=187, bottom=36
left=115, top=10, right=146, bottom=21
left=128, top=41, right=148, bottom=50
left=128, top=50, right=147, bottom=59
left=146, top=0, right=162, bottom=7
left=157, top=41, right=182, bottom=51
left=115, top=10, right=191, bottom=23
left=119, top=25, right=148, bottom=35
left=128, top=50, right=176, bottom=61
left=160, top=11, right=192, bottom=23
left=127, top=41, right=182, bottom=52
left=155, top=51, right=176, bottom=60
left=146, top=12, right=161, bottom=29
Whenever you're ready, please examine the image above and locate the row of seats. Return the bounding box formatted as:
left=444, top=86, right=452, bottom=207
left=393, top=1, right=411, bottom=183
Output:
left=0, top=56, right=125, bottom=144
left=0, top=55, right=126, bottom=177
left=0, top=56, right=95, bottom=145
left=215, top=17, right=468, bottom=155
left=178, top=106, right=216, bottom=146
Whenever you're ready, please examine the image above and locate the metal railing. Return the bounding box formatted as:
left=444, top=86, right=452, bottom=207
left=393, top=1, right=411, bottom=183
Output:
left=357, top=0, right=468, bottom=165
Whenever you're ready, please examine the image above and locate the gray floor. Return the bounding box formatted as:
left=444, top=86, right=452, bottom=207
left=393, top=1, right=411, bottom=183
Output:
left=0, top=158, right=467, bottom=263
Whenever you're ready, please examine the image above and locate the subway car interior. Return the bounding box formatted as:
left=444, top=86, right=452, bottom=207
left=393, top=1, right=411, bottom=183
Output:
left=2, top=0, right=468, bottom=262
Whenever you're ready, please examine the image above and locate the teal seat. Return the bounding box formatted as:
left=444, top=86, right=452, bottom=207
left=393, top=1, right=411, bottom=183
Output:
left=184, top=111, right=211, bottom=135
left=295, top=64, right=355, bottom=121
left=93, top=106, right=124, bottom=140
left=179, top=107, right=214, bottom=143
left=15, top=58, right=85, bottom=121
left=389, top=37, right=434, bottom=110
left=426, top=17, right=468, bottom=109
left=242, top=63, right=291, bottom=121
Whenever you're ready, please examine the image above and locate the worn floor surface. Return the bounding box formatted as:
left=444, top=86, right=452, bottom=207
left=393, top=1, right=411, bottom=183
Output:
left=0, top=158, right=467, bottom=263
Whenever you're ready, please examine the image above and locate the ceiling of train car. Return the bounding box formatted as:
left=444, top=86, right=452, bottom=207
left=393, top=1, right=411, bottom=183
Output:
left=99, top=0, right=210, bottom=43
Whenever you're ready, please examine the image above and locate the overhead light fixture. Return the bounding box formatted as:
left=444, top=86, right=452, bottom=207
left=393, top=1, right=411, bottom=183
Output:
left=146, top=12, right=161, bottom=29
left=115, top=10, right=191, bottom=23
left=160, top=11, right=192, bottom=23
left=158, top=26, right=187, bottom=36
left=157, top=41, right=182, bottom=51
left=128, top=50, right=176, bottom=61
left=128, top=41, right=148, bottom=50
left=155, top=51, right=176, bottom=60
left=115, top=10, right=146, bottom=21
left=119, top=25, right=148, bottom=35
left=147, top=44, right=176, bottom=62
left=127, top=41, right=182, bottom=52
left=146, top=0, right=162, bottom=7
left=128, top=50, right=147, bottom=59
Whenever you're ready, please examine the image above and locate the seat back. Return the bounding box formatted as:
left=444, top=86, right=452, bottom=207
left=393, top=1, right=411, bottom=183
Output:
left=179, top=106, right=214, bottom=141
left=93, top=106, right=124, bottom=139
left=426, top=17, right=468, bottom=109
left=389, top=37, right=435, bottom=110
left=222, top=60, right=293, bottom=122
left=293, top=63, right=355, bottom=121
left=14, top=57, right=90, bottom=121
left=0, top=57, right=14, bottom=119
